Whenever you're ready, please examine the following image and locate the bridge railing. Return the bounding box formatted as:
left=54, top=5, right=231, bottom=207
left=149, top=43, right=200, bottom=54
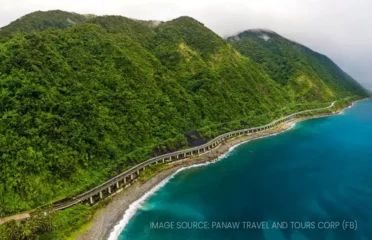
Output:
left=52, top=101, right=336, bottom=210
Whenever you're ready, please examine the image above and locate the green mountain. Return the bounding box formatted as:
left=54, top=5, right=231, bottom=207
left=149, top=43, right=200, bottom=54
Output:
left=0, top=10, right=92, bottom=39
left=227, top=29, right=366, bottom=102
left=0, top=11, right=367, bottom=220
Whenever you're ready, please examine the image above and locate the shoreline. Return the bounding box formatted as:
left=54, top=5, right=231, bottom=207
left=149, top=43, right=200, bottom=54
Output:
left=77, top=102, right=353, bottom=240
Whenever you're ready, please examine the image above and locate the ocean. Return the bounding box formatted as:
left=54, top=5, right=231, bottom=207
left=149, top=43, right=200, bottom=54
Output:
left=112, top=100, right=372, bottom=240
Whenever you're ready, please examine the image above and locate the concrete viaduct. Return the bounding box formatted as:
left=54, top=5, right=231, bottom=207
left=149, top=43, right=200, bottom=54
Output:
left=52, top=101, right=335, bottom=210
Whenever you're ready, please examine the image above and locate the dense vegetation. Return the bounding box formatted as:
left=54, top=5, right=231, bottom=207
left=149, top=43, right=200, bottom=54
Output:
left=0, top=10, right=368, bottom=239
left=227, top=29, right=366, bottom=101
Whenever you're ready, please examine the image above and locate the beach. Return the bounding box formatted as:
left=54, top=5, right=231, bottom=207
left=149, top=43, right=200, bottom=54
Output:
left=75, top=97, right=366, bottom=240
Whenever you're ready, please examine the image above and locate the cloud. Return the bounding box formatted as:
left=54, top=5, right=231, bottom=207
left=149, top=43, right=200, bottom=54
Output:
left=0, top=0, right=371, bottom=88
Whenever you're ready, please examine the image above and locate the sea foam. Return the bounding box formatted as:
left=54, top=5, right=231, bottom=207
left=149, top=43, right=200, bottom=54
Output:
left=107, top=161, right=219, bottom=240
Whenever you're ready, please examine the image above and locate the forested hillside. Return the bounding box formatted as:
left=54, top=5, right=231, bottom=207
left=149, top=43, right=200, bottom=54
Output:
left=227, top=29, right=366, bottom=101
left=0, top=11, right=368, bottom=220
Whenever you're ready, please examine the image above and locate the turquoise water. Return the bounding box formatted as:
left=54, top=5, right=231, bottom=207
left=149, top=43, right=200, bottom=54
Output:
left=117, top=100, right=372, bottom=240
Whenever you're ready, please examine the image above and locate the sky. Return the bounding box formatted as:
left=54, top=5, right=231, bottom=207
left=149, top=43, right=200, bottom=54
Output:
left=1, top=0, right=371, bottom=89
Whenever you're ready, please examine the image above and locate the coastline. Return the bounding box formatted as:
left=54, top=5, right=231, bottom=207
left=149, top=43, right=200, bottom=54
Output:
left=77, top=102, right=352, bottom=240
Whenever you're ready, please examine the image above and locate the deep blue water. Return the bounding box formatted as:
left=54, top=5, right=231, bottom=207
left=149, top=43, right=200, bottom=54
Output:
left=117, top=100, right=372, bottom=240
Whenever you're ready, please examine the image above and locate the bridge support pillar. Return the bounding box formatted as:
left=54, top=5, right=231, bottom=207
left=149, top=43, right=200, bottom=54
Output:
left=90, top=197, right=94, bottom=205
left=99, top=192, right=103, bottom=199
left=116, top=182, right=120, bottom=189
left=130, top=174, right=134, bottom=180
left=136, top=170, right=139, bottom=176
left=108, top=186, right=111, bottom=194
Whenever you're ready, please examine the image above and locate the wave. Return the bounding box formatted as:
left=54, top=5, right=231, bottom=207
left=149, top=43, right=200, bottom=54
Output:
left=107, top=161, right=221, bottom=240
left=288, top=122, right=297, bottom=130
left=107, top=176, right=168, bottom=239
left=339, top=103, right=354, bottom=115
